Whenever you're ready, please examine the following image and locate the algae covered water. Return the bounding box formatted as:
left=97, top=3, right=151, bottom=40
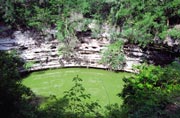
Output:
left=22, top=68, right=131, bottom=106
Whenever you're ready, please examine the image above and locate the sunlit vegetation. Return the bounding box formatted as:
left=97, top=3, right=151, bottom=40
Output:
left=121, top=63, right=180, bottom=118
left=0, top=0, right=180, bottom=118
left=0, top=0, right=180, bottom=44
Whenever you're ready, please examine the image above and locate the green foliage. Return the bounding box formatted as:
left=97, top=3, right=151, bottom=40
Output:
left=168, top=28, right=180, bottom=40
left=23, top=61, right=35, bottom=70
left=0, top=0, right=110, bottom=27
left=56, top=18, right=92, bottom=58
left=40, top=75, right=103, bottom=118
left=1, top=0, right=15, bottom=23
left=0, top=51, right=37, bottom=118
left=56, top=19, right=78, bottom=41
left=120, top=64, right=180, bottom=118
left=63, top=76, right=91, bottom=114
left=160, top=27, right=180, bottom=40
left=112, top=0, right=180, bottom=46
left=1, top=0, right=179, bottom=47
left=101, top=40, right=125, bottom=70
left=0, top=0, right=37, bottom=26
left=105, top=104, right=128, bottom=118
left=0, top=50, right=22, bottom=79
left=63, top=75, right=102, bottom=117
left=28, top=6, right=52, bottom=30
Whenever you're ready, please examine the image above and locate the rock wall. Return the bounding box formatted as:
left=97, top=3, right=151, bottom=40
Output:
left=0, top=29, right=179, bottom=72
left=0, top=30, right=111, bottom=71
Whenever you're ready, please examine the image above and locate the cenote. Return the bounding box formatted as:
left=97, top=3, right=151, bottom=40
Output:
left=22, top=68, right=132, bottom=107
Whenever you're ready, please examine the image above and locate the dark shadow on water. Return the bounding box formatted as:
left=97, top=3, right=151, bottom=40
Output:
left=34, top=76, right=128, bottom=118
left=20, top=69, right=46, bottom=79
left=38, top=96, right=127, bottom=118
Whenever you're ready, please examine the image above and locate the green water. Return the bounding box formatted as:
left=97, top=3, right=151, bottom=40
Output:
left=22, top=68, right=131, bottom=106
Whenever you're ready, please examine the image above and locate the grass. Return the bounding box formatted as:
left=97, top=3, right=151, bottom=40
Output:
left=22, top=68, right=132, bottom=107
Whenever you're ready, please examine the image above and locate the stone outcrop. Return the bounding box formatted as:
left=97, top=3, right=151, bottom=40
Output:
left=0, top=30, right=109, bottom=71
left=0, top=28, right=179, bottom=72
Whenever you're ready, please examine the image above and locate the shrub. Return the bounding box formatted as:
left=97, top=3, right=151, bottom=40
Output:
left=120, top=64, right=180, bottom=118
left=101, top=40, right=125, bottom=70
left=112, top=0, right=180, bottom=46
left=0, top=51, right=38, bottom=118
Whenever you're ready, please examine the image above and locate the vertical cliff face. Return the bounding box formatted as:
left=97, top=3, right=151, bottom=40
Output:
left=0, top=27, right=179, bottom=72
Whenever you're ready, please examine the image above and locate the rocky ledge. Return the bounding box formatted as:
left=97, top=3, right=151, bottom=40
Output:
left=0, top=29, right=179, bottom=72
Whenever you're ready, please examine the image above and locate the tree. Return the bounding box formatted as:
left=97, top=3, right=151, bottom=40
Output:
left=0, top=51, right=37, bottom=118
left=120, top=63, right=180, bottom=118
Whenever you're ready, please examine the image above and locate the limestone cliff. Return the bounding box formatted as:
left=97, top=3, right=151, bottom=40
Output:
left=0, top=27, right=179, bottom=72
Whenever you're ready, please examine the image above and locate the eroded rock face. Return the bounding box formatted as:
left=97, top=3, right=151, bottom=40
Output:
left=0, top=30, right=109, bottom=71
left=0, top=29, right=179, bottom=72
